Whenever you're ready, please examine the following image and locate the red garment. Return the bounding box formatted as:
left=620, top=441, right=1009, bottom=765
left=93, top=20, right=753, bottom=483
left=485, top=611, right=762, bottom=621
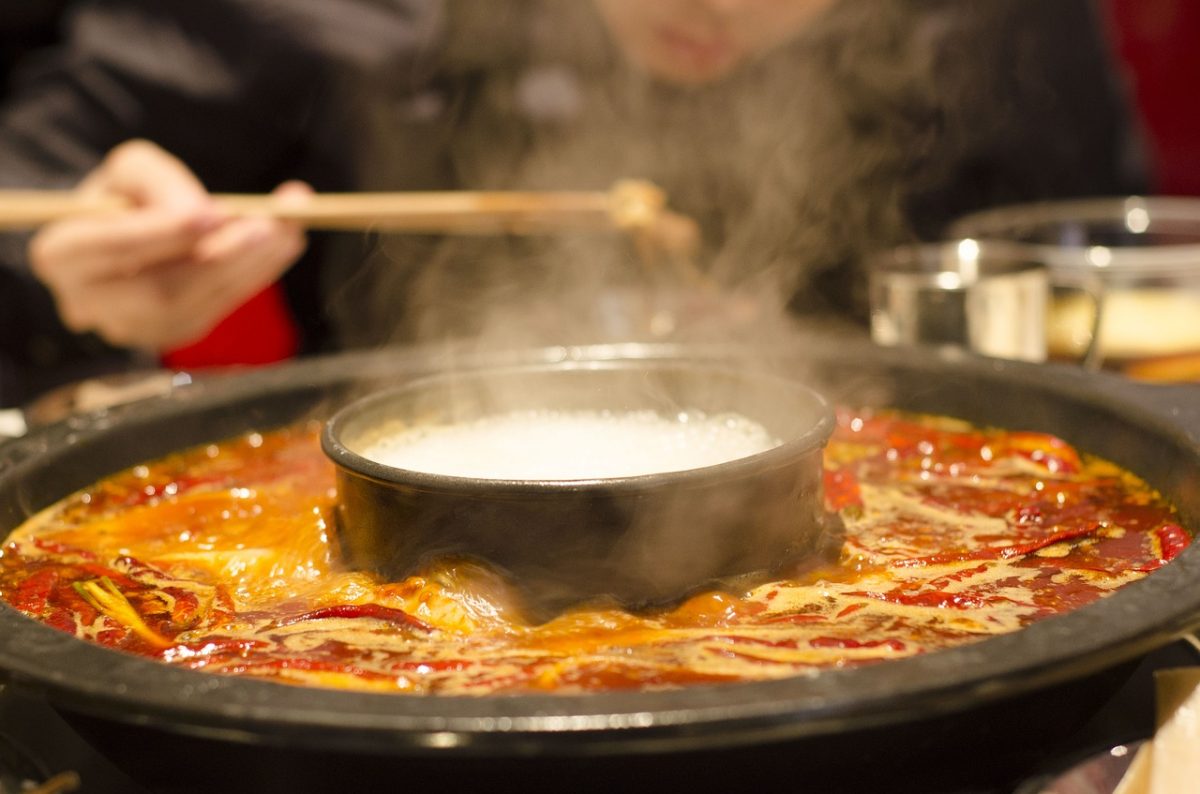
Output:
left=1106, top=0, right=1200, bottom=195
left=160, top=283, right=298, bottom=370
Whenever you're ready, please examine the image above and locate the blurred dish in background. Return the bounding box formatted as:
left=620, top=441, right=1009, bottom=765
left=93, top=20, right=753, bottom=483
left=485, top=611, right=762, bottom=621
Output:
left=949, top=196, right=1200, bottom=381
left=21, top=370, right=194, bottom=430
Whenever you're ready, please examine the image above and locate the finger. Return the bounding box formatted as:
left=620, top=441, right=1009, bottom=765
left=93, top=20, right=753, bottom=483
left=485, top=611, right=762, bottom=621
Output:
left=55, top=216, right=305, bottom=349
left=193, top=214, right=304, bottom=267
left=273, top=180, right=315, bottom=200
left=54, top=240, right=293, bottom=351
left=185, top=219, right=306, bottom=313
left=29, top=208, right=220, bottom=285
left=139, top=218, right=305, bottom=345
left=265, top=180, right=312, bottom=241
left=33, top=140, right=223, bottom=287
left=52, top=261, right=203, bottom=348
left=172, top=226, right=304, bottom=338
left=183, top=181, right=310, bottom=266
left=86, top=139, right=217, bottom=216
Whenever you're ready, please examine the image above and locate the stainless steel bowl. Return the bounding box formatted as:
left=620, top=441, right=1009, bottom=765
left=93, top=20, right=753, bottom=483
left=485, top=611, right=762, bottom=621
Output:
left=950, top=196, right=1200, bottom=377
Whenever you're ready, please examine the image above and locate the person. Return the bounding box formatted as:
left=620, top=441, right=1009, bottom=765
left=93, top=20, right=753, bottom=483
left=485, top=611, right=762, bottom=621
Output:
left=0, top=0, right=1144, bottom=406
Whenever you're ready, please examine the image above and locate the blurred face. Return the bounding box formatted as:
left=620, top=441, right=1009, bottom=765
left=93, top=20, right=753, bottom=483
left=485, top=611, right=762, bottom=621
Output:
left=593, top=0, right=835, bottom=84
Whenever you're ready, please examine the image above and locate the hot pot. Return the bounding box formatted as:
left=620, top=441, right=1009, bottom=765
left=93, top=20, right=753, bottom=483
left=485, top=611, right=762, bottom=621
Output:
left=1, top=339, right=1199, bottom=793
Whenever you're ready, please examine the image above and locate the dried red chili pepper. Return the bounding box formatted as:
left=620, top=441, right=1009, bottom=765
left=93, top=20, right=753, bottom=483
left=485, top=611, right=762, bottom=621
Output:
left=1155, top=523, right=1191, bottom=562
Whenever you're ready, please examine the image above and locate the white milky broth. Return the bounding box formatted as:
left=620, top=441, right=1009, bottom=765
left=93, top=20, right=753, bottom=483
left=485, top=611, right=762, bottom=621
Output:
left=360, top=409, right=780, bottom=479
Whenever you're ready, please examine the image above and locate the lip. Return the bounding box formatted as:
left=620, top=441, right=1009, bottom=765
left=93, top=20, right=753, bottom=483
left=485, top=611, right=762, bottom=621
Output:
left=653, top=24, right=736, bottom=70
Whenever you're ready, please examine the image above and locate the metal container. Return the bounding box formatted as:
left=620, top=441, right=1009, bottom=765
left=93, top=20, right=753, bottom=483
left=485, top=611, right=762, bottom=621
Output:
left=323, top=361, right=835, bottom=614
left=950, top=196, right=1200, bottom=379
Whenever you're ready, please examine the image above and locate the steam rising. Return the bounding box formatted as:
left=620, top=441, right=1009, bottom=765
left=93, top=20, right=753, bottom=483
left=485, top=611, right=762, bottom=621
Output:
left=315, top=0, right=1133, bottom=357
left=307, top=0, right=1135, bottom=611
left=325, top=0, right=937, bottom=353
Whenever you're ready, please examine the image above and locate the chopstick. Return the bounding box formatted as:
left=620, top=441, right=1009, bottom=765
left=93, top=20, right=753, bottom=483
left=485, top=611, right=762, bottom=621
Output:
left=0, top=180, right=668, bottom=235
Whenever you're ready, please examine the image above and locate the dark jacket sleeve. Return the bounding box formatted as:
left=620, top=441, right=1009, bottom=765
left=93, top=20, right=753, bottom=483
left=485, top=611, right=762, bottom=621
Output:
left=0, top=0, right=442, bottom=405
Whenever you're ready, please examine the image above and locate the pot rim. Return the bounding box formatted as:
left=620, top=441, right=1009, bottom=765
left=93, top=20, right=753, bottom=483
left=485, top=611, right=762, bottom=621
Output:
left=321, top=359, right=834, bottom=492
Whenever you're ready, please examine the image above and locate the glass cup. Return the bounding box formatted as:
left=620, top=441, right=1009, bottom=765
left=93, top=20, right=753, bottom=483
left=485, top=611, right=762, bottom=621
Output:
left=868, top=240, right=1049, bottom=363
left=950, top=196, right=1200, bottom=381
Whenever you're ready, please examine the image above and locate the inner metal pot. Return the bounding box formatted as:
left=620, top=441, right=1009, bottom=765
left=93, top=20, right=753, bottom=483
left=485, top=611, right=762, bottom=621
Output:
left=322, top=361, right=835, bottom=614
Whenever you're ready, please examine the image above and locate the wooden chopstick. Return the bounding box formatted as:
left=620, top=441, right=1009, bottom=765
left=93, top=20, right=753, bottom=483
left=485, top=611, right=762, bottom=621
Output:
left=0, top=180, right=667, bottom=235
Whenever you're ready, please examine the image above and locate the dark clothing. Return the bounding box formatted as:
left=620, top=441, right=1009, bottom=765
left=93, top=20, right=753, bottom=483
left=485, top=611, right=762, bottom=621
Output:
left=0, top=2, right=69, bottom=91
left=0, top=0, right=1145, bottom=405
left=0, top=0, right=443, bottom=403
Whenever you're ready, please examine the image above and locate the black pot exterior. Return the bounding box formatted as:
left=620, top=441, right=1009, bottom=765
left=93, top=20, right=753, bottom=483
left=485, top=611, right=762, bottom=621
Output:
left=323, top=362, right=834, bottom=613
left=0, top=340, right=1199, bottom=785
left=57, top=659, right=1135, bottom=794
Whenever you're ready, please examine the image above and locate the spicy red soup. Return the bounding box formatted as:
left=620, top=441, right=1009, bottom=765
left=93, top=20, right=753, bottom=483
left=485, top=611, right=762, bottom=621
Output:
left=0, top=409, right=1188, bottom=695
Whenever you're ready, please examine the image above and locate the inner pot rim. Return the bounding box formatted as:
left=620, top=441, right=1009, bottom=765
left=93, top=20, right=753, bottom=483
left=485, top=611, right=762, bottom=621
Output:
left=321, top=360, right=834, bottom=493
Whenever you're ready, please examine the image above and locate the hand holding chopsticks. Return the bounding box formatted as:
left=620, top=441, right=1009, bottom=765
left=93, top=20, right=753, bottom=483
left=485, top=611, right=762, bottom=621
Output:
left=14, top=139, right=705, bottom=353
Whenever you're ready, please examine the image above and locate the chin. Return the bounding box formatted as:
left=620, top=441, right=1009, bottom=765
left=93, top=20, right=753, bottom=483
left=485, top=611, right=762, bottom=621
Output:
left=642, top=55, right=739, bottom=86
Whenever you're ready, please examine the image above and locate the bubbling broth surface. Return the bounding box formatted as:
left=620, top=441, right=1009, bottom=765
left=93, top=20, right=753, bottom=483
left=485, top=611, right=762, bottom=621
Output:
left=357, top=409, right=780, bottom=479
left=0, top=409, right=1191, bottom=695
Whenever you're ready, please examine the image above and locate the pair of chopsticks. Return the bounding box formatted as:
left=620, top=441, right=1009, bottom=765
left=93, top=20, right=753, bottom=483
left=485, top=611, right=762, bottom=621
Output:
left=0, top=178, right=708, bottom=285
left=0, top=180, right=668, bottom=235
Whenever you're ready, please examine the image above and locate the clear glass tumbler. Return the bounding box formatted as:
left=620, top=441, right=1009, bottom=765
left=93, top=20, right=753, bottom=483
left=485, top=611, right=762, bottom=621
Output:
left=868, top=240, right=1048, bottom=363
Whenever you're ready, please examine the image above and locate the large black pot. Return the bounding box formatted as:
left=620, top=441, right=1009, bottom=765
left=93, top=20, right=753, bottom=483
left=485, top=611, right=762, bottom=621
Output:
left=1, top=340, right=1199, bottom=794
